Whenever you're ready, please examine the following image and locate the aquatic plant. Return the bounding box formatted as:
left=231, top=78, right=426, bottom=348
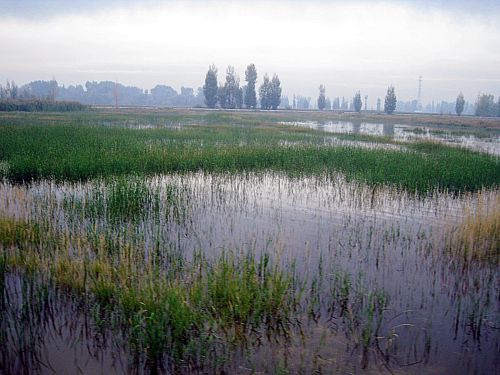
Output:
left=450, top=192, right=500, bottom=264
left=0, top=119, right=498, bottom=193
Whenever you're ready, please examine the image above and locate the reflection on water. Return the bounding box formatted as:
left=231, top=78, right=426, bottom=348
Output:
left=0, top=274, right=128, bottom=375
left=1, top=173, right=499, bottom=374
left=281, top=120, right=500, bottom=155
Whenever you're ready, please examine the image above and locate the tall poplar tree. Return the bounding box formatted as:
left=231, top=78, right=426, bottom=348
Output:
left=259, top=74, right=270, bottom=110
left=203, top=65, right=218, bottom=108
left=244, top=64, right=257, bottom=109
left=455, top=92, right=465, bottom=116
left=353, top=91, right=362, bottom=113
left=384, top=85, right=397, bottom=114
left=318, top=85, right=326, bottom=110
left=220, top=66, right=240, bottom=109
left=270, top=74, right=282, bottom=110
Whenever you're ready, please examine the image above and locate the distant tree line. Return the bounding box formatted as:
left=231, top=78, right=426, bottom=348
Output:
left=428, top=92, right=499, bottom=117
left=2, top=77, right=498, bottom=117
left=311, top=84, right=500, bottom=117
left=0, top=79, right=204, bottom=107
left=0, top=81, right=20, bottom=100
left=395, top=99, right=470, bottom=115
left=394, top=92, right=499, bottom=117
left=473, top=93, right=500, bottom=117
left=293, top=95, right=312, bottom=110
left=203, top=64, right=282, bottom=110
left=313, top=85, right=397, bottom=114
left=0, top=79, right=63, bottom=102
left=0, top=79, right=87, bottom=111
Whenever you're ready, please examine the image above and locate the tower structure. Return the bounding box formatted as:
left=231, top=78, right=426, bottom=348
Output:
left=114, top=80, right=119, bottom=109
left=417, top=76, right=422, bottom=110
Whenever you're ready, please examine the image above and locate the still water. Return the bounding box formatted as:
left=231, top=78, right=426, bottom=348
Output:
left=281, top=120, right=500, bottom=155
left=1, top=172, right=498, bottom=374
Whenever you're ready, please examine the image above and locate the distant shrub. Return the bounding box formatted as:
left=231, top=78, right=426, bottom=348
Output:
left=0, top=99, right=88, bottom=112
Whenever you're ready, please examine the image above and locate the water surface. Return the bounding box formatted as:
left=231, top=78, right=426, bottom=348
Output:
left=1, top=173, right=498, bottom=374
left=281, top=120, right=500, bottom=155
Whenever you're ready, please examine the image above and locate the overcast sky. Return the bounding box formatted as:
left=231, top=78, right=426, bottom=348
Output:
left=1, top=0, right=499, bottom=106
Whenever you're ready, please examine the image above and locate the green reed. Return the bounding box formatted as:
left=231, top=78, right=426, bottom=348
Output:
left=0, top=112, right=498, bottom=193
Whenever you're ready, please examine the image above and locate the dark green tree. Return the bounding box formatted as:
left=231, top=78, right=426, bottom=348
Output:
left=219, top=66, right=240, bottom=109
left=384, top=85, right=397, bottom=114
left=203, top=64, right=218, bottom=108
left=353, top=91, right=362, bottom=113
left=455, top=92, right=465, bottom=116
left=236, top=87, right=243, bottom=109
left=259, top=74, right=270, bottom=109
left=218, top=86, right=227, bottom=109
left=317, top=84, right=326, bottom=110
left=270, top=74, right=282, bottom=110
left=244, top=63, right=257, bottom=109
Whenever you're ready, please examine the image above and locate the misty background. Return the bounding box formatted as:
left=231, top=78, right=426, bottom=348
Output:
left=1, top=0, right=499, bottom=110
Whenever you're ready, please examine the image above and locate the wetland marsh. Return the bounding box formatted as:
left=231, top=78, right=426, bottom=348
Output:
left=0, top=109, right=499, bottom=374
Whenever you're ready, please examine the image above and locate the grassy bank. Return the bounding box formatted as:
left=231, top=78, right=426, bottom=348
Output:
left=2, top=106, right=500, bottom=131
left=0, top=99, right=88, bottom=112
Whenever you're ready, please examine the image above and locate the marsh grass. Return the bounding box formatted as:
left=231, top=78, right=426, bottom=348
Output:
left=0, top=215, right=303, bottom=372
left=61, top=177, right=191, bottom=231
left=0, top=108, right=499, bottom=374
left=450, top=192, right=500, bottom=264
left=0, top=118, right=498, bottom=193
left=0, top=209, right=410, bottom=373
left=0, top=173, right=498, bottom=373
left=63, top=176, right=162, bottom=223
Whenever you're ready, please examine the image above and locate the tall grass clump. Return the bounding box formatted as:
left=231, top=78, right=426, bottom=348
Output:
left=62, top=176, right=175, bottom=224
left=204, top=252, right=295, bottom=339
left=450, top=192, right=500, bottom=264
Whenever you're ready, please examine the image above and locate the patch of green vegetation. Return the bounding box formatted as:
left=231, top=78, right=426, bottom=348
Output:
left=0, top=217, right=302, bottom=371
left=62, top=176, right=188, bottom=228
left=0, top=111, right=498, bottom=193
left=0, top=99, right=88, bottom=112
left=0, top=215, right=400, bottom=372
left=1, top=228, right=394, bottom=372
left=63, top=176, right=161, bottom=223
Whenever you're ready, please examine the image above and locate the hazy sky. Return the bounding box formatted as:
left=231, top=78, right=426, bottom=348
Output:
left=1, top=0, right=499, bottom=106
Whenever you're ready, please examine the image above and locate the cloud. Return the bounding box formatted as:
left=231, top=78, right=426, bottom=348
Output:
left=0, top=0, right=499, bottom=102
